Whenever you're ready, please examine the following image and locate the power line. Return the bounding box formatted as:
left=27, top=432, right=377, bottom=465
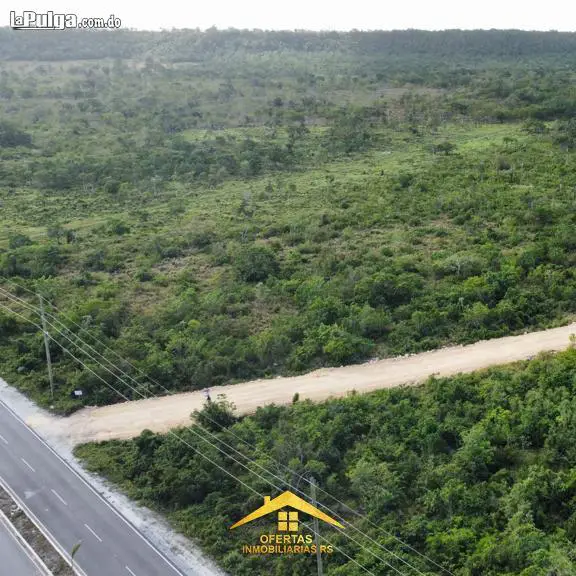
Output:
left=0, top=289, right=149, bottom=401
left=177, top=424, right=407, bottom=575
left=196, top=412, right=449, bottom=574
left=0, top=278, right=453, bottom=575
left=1, top=280, right=450, bottom=573
left=0, top=286, right=160, bottom=401
left=4, top=298, right=401, bottom=574
left=2, top=290, right=426, bottom=574
left=23, top=309, right=413, bottom=573
left=0, top=301, right=265, bottom=497
left=299, top=520, right=379, bottom=576
left=0, top=286, right=427, bottom=573
left=0, top=281, right=161, bottom=397
left=0, top=297, right=402, bottom=575
left=0, top=301, right=131, bottom=402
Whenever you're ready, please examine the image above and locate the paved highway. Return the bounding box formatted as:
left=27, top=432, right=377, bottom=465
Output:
left=0, top=399, right=188, bottom=576
left=0, top=511, right=49, bottom=575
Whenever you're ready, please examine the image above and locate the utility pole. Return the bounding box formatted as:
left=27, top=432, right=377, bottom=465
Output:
left=38, top=294, right=54, bottom=403
left=310, top=477, right=324, bottom=576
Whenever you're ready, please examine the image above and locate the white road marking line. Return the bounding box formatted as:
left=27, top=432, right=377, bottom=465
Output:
left=0, top=434, right=8, bottom=445
left=50, top=489, right=68, bottom=506
left=0, top=400, right=185, bottom=576
left=125, top=566, right=137, bottom=576
left=84, top=523, right=102, bottom=543
left=0, top=475, right=88, bottom=576
left=0, top=508, right=53, bottom=576
left=21, top=458, right=35, bottom=472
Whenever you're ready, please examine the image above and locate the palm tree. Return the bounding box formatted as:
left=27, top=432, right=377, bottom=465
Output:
left=70, top=541, right=82, bottom=574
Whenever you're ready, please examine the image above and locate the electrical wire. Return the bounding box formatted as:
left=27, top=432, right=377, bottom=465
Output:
left=1, top=287, right=426, bottom=574
left=0, top=278, right=453, bottom=575
left=0, top=301, right=131, bottom=402
left=0, top=296, right=403, bottom=575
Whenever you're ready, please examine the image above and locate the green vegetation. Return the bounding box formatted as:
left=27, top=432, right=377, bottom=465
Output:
left=76, top=348, right=576, bottom=575
left=3, top=26, right=576, bottom=575
left=1, top=28, right=576, bottom=416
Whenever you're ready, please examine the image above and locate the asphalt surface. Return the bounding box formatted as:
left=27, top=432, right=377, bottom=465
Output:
left=0, top=399, right=187, bottom=576
left=0, top=513, right=46, bottom=576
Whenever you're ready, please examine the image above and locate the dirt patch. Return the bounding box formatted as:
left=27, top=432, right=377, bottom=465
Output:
left=28, top=322, right=576, bottom=446
left=0, top=487, right=72, bottom=575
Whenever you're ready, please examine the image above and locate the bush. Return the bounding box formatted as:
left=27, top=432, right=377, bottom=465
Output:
left=292, top=324, right=374, bottom=368
left=188, top=229, right=216, bottom=250
left=148, top=237, right=184, bottom=261
left=32, top=245, right=65, bottom=277
left=356, top=306, right=392, bottom=338
left=0, top=121, right=32, bottom=147
left=82, top=248, right=123, bottom=272
left=322, top=326, right=373, bottom=363
left=0, top=253, right=31, bottom=277
left=8, top=234, right=33, bottom=249
left=234, top=245, right=279, bottom=282
left=104, top=179, right=120, bottom=195
left=433, top=141, right=456, bottom=154
left=136, top=268, right=154, bottom=282
left=397, top=173, right=414, bottom=189
left=435, top=254, right=486, bottom=279
left=355, top=272, right=422, bottom=308
left=193, top=395, right=238, bottom=432
left=107, top=220, right=130, bottom=236
left=496, top=156, right=511, bottom=171
left=522, top=119, right=547, bottom=134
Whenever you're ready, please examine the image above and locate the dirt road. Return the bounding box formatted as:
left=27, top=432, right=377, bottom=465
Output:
left=28, top=322, right=576, bottom=445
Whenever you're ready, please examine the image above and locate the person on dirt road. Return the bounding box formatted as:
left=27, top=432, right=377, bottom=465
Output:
left=203, top=388, right=212, bottom=403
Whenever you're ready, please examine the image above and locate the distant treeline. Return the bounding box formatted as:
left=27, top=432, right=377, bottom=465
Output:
left=3, top=24, right=576, bottom=415
left=2, top=28, right=576, bottom=61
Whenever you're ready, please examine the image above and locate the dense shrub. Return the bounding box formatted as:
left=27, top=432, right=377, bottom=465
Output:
left=77, top=350, right=576, bottom=576
left=234, top=245, right=279, bottom=282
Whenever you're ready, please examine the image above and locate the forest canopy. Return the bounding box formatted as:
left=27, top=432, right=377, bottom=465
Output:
left=3, top=28, right=576, bottom=61
left=1, top=28, right=576, bottom=415
left=3, top=25, right=576, bottom=576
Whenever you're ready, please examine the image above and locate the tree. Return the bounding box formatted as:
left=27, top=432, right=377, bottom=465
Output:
left=193, top=394, right=238, bottom=432
left=553, top=118, right=576, bottom=149
left=47, top=225, right=65, bottom=244
left=326, top=110, right=372, bottom=154
left=0, top=121, right=32, bottom=147
left=433, top=141, right=456, bottom=155
left=234, top=245, right=279, bottom=282
left=348, top=458, right=401, bottom=514
left=8, top=234, right=33, bottom=249
left=522, top=119, right=547, bottom=135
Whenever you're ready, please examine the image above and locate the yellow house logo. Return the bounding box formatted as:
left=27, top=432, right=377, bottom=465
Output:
left=230, top=491, right=344, bottom=555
